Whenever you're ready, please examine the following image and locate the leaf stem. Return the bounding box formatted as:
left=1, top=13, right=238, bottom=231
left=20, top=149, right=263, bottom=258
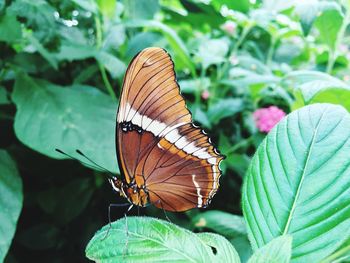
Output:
left=94, top=15, right=117, bottom=100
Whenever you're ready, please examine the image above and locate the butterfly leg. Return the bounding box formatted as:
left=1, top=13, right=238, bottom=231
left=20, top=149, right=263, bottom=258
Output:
left=123, top=204, right=134, bottom=258
left=152, top=200, right=172, bottom=223
left=101, top=203, right=130, bottom=240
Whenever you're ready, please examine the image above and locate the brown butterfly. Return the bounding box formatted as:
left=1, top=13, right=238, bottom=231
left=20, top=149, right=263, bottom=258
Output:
left=109, top=47, right=224, bottom=212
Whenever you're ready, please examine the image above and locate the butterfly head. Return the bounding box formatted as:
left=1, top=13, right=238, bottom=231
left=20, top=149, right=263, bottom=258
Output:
left=108, top=177, right=127, bottom=198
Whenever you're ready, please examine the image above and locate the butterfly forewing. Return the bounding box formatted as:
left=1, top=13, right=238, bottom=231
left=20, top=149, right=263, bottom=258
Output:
left=116, top=47, right=223, bottom=211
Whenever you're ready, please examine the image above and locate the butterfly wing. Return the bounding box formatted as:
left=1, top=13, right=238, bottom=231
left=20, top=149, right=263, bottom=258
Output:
left=117, top=47, right=223, bottom=211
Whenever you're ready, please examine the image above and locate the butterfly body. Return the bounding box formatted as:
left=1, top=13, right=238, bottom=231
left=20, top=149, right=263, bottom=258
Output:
left=111, top=47, right=224, bottom=212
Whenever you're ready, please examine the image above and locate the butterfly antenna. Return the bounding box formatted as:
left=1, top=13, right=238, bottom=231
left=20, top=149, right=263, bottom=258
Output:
left=75, top=149, right=115, bottom=178
left=55, top=149, right=115, bottom=179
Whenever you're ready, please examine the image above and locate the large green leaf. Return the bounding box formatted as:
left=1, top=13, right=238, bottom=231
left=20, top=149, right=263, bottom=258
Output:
left=314, top=3, right=344, bottom=49
left=12, top=73, right=119, bottom=173
left=295, top=2, right=342, bottom=37
left=0, top=150, right=23, bottom=262
left=197, top=232, right=241, bottom=263
left=285, top=71, right=350, bottom=112
left=243, top=103, right=350, bottom=262
left=248, top=235, right=292, bottom=263
left=86, top=217, right=239, bottom=262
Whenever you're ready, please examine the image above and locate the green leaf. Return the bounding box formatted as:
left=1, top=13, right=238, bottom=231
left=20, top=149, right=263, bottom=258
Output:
left=95, top=51, right=126, bottom=79
left=0, top=150, right=23, bottom=262
left=285, top=71, right=350, bottom=111
left=8, top=0, right=56, bottom=29
left=55, top=43, right=126, bottom=78
left=125, top=20, right=195, bottom=76
left=322, top=237, right=350, bottom=263
left=125, top=32, right=163, bottom=59
left=243, top=103, right=350, bottom=262
left=97, top=0, right=116, bottom=18
left=178, top=78, right=210, bottom=94
left=208, top=98, right=244, bottom=124
left=192, top=210, right=247, bottom=239
left=197, top=38, right=229, bottom=69
left=27, top=34, right=58, bottom=70
left=12, top=73, right=119, bottom=173
left=196, top=232, right=241, bottom=263
left=0, top=13, right=22, bottom=43
left=124, top=0, right=159, bottom=20
left=248, top=235, right=292, bottom=263
left=314, top=3, right=344, bottom=50
left=86, top=217, right=223, bottom=262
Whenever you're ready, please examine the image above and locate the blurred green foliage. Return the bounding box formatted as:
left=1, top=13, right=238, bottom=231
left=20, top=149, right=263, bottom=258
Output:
left=1, top=0, right=350, bottom=262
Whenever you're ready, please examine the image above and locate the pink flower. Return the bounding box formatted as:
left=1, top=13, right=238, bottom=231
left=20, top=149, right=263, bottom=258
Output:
left=253, top=106, right=286, bottom=133
left=201, top=90, right=210, bottom=100
left=221, top=21, right=237, bottom=35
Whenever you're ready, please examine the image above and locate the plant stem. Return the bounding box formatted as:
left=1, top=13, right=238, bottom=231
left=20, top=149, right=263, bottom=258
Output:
left=266, top=37, right=276, bottom=66
left=94, top=15, right=117, bottom=100
left=326, top=7, right=350, bottom=74
left=224, top=135, right=254, bottom=155
left=233, top=24, right=253, bottom=54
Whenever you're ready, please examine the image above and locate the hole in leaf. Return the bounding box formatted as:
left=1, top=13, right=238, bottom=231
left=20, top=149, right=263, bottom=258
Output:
left=210, top=246, right=217, bottom=255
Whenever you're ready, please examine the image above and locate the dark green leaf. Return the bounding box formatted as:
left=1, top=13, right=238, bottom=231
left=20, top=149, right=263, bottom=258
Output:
left=243, top=103, right=350, bottom=262
left=0, top=13, right=22, bottom=43
left=0, top=150, right=23, bottom=262
left=247, top=235, right=292, bottom=263
left=17, top=224, right=60, bottom=250
left=37, top=178, right=94, bottom=223
left=208, top=98, right=244, bottom=124
left=0, top=87, right=10, bottom=105
left=86, top=217, right=224, bottom=262
left=12, top=74, right=119, bottom=173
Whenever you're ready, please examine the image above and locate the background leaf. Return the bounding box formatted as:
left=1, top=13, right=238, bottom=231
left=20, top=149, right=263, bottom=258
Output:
left=12, top=74, right=119, bottom=173
left=192, top=210, right=247, bottom=239
left=285, top=71, right=350, bottom=111
left=0, top=150, right=23, bottom=262
left=243, top=103, right=350, bottom=262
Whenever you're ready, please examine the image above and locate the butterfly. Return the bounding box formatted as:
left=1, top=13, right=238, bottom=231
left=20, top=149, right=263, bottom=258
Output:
left=109, top=47, right=224, bottom=212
